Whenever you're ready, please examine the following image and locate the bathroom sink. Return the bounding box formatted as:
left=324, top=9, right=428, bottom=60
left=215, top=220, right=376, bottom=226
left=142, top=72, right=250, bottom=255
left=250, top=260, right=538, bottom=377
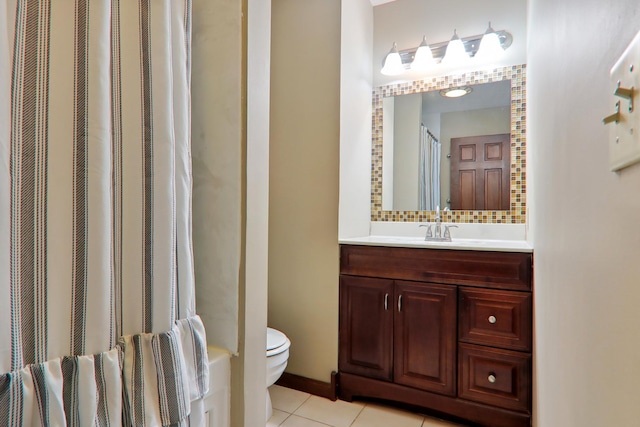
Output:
left=338, top=235, right=532, bottom=253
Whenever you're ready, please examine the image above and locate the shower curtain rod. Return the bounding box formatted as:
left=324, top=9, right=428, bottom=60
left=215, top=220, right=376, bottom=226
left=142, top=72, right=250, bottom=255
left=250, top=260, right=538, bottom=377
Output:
left=421, top=123, right=439, bottom=143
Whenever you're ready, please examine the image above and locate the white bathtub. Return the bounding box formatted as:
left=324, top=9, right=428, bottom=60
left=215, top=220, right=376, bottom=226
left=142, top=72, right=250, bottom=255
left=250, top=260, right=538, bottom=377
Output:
left=190, top=346, right=231, bottom=427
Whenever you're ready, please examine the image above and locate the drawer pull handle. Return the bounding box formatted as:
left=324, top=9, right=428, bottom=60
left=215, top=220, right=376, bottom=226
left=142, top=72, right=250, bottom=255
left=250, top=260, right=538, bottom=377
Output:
left=384, top=293, right=389, bottom=310
left=398, top=295, right=402, bottom=312
left=488, top=315, right=497, bottom=324
left=488, top=374, right=497, bottom=384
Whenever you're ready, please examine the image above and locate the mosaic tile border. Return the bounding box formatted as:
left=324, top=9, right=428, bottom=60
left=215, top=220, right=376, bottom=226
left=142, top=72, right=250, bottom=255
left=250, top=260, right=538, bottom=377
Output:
left=371, top=64, right=527, bottom=224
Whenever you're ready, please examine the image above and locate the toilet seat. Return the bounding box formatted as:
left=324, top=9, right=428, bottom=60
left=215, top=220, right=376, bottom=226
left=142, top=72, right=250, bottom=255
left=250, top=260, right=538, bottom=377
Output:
left=267, top=327, right=291, bottom=357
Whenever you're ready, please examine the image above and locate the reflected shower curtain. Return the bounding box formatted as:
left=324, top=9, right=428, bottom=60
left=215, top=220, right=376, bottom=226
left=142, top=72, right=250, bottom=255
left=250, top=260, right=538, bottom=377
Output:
left=0, top=1, right=208, bottom=425
left=418, top=125, right=441, bottom=211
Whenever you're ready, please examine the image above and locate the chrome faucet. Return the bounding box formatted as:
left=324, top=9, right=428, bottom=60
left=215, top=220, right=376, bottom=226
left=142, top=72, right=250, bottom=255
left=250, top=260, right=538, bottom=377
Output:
left=433, top=206, right=442, bottom=239
left=419, top=205, right=458, bottom=242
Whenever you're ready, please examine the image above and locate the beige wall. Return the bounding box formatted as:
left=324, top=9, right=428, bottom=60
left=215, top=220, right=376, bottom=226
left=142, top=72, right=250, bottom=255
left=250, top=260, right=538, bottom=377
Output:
left=192, top=0, right=242, bottom=354
left=269, top=0, right=341, bottom=382
left=529, top=1, right=640, bottom=425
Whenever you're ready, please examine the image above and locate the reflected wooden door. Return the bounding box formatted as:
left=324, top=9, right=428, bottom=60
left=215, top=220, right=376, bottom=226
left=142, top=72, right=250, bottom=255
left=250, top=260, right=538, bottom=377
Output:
left=450, top=134, right=510, bottom=210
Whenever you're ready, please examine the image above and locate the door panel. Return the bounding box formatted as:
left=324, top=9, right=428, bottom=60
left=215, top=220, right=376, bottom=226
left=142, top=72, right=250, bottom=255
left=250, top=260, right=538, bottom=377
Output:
left=339, top=275, right=394, bottom=381
left=394, top=281, right=457, bottom=396
left=485, top=168, right=503, bottom=209
left=450, top=134, right=510, bottom=210
left=459, top=170, right=476, bottom=210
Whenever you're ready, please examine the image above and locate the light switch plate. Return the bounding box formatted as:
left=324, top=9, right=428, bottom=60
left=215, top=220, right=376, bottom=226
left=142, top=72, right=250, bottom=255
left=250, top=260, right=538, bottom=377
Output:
left=609, top=30, right=640, bottom=171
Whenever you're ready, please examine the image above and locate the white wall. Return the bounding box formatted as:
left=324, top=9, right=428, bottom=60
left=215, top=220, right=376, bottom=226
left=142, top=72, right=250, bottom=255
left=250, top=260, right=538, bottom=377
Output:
left=192, top=0, right=270, bottom=424
left=242, top=0, right=271, bottom=425
left=340, top=0, right=374, bottom=238
left=529, top=1, right=640, bottom=426
left=393, top=93, right=422, bottom=210
left=269, top=0, right=342, bottom=382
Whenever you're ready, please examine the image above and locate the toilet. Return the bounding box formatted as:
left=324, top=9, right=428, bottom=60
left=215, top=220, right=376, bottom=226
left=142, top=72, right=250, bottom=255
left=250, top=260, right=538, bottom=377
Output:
left=266, top=327, right=291, bottom=420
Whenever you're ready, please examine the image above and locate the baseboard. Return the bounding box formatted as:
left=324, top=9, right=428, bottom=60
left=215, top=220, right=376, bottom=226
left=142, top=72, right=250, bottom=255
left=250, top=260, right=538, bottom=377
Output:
left=275, top=371, right=338, bottom=401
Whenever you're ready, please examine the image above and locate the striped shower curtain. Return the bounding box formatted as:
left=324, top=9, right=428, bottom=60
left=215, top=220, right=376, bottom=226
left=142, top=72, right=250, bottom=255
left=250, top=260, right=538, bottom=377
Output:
left=0, top=1, right=208, bottom=425
left=418, top=125, right=441, bottom=211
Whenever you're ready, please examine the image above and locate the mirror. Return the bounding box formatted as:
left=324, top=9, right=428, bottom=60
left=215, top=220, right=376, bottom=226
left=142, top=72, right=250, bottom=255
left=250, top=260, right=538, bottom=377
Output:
left=383, top=80, right=511, bottom=211
left=371, top=64, right=527, bottom=224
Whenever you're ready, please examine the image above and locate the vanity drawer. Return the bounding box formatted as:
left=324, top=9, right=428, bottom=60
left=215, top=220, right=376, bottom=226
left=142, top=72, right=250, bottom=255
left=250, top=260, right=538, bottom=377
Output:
left=459, top=343, right=531, bottom=413
left=459, top=288, right=531, bottom=351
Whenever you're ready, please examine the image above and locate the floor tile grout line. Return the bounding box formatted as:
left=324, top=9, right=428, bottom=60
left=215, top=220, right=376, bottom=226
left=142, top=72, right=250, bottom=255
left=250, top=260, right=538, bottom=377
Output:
left=272, top=386, right=461, bottom=427
left=290, top=393, right=312, bottom=415
left=291, top=395, right=366, bottom=427
left=349, top=401, right=430, bottom=427
left=290, top=394, right=309, bottom=416
left=348, top=401, right=368, bottom=427
left=270, top=385, right=313, bottom=416
left=276, top=411, right=292, bottom=427
left=287, top=413, right=334, bottom=427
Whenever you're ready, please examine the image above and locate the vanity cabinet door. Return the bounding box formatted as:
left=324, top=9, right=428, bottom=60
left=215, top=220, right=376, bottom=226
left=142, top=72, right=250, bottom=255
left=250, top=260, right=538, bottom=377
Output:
left=339, top=275, right=394, bottom=381
left=394, top=281, right=457, bottom=396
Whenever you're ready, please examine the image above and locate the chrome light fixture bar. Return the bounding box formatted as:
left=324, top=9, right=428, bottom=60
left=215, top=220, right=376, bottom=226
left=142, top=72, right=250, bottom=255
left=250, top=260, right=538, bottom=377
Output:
left=381, top=26, right=512, bottom=75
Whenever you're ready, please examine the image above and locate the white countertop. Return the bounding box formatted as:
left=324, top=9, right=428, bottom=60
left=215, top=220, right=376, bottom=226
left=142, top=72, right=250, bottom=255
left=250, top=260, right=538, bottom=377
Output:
left=339, top=235, right=533, bottom=253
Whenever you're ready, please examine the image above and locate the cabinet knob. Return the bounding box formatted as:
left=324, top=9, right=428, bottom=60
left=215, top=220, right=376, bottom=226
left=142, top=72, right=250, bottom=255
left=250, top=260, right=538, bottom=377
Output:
left=488, top=315, right=497, bottom=324
left=488, top=374, right=497, bottom=384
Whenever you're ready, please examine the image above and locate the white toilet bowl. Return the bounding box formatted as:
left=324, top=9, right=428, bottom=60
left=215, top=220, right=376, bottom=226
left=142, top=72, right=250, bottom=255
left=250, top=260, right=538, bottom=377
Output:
left=266, top=327, right=291, bottom=420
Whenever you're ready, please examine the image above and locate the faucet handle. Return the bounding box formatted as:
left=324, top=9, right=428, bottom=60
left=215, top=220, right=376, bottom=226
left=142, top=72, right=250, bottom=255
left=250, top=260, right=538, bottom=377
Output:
left=419, top=224, right=433, bottom=239
left=443, top=224, right=458, bottom=240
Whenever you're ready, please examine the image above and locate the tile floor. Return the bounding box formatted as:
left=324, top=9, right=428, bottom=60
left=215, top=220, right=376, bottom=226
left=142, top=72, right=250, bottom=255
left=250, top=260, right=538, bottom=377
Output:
left=267, top=385, right=467, bottom=427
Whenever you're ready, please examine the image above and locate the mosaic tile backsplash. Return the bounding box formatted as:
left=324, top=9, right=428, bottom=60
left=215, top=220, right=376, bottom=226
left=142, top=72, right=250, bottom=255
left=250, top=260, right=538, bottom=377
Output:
left=371, top=64, right=527, bottom=224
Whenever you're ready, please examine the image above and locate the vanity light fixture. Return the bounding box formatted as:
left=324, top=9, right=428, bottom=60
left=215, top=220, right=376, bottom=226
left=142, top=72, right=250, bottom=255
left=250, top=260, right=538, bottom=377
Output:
left=441, top=30, right=469, bottom=66
left=380, top=25, right=513, bottom=75
left=440, top=86, right=473, bottom=98
left=381, top=42, right=405, bottom=76
left=410, top=36, right=435, bottom=71
left=475, top=22, right=505, bottom=61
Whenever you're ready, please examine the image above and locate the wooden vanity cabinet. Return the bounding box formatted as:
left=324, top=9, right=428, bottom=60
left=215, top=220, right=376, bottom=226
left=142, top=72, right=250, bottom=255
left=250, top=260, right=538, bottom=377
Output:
left=339, top=276, right=394, bottom=381
left=338, top=245, right=533, bottom=427
left=340, top=276, right=457, bottom=395
left=394, top=281, right=457, bottom=396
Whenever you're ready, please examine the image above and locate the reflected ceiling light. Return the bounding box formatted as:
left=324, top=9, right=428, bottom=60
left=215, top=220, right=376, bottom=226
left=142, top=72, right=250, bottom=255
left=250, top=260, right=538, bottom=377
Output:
left=440, top=86, right=473, bottom=98
left=441, top=30, right=469, bottom=66
left=475, top=22, right=505, bottom=61
left=410, top=36, right=435, bottom=71
left=381, top=42, right=405, bottom=76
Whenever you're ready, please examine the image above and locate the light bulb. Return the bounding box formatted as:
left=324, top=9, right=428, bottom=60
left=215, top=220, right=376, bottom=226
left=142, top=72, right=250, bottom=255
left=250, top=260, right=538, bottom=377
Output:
left=410, top=36, right=435, bottom=71
left=441, top=30, right=469, bottom=67
left=475, top=22, right=504, bottom=61
left=381, top=43, right=405, bottom=76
